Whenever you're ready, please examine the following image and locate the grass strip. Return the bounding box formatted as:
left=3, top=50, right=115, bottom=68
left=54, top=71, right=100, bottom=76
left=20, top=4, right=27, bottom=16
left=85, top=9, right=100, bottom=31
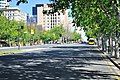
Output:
left=0, top=49, right=22, bottom=56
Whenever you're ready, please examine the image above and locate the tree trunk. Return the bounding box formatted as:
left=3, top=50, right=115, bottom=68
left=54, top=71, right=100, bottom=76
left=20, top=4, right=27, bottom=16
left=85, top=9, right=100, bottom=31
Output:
left=102, top=37, right=107, bottom=52
left=97, top=36, right=102, bottom=50
left=108, top=37, right=114, bottom=57
left=101, top=38, right=105, bottom=51
left=114, top=37, right=119, bottom=59
left=104, top=38, right=107, bottom=53
left=97, top=37, right=100, bottom=47
left=111, top=38, right=115, bottom=57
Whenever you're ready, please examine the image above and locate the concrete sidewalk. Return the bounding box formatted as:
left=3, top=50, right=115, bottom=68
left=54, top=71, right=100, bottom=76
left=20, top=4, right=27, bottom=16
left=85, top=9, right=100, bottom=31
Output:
left=98, top=48, right=120, bottom=70
left=111, top=58, right=120, bottom=69
left=108, top=56, right=120, bottom=70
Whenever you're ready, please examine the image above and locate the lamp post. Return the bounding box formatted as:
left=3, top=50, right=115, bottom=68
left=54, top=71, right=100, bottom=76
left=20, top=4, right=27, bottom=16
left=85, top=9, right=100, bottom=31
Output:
left=23, top=31, right=27, bottom=46
left=30, top=29, right=34, bottom=45
left=17, top=26, right=20, bottom=50
left=18, top=26, right=24, bottom=50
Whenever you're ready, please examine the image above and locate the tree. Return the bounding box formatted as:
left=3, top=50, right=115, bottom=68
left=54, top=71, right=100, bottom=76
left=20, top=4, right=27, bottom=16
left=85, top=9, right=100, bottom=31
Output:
left=50, top=25, right=65, bottom=40
left=71, top=32, right=81, bottom=41
left=40, top=31, right=52, bottom=43
left=0, top=14, right=30, bottom=46
left=48, top=0, right=120, bottom=58
left=9, top=0, right=120, bottom=58
left=8, top=0, right=28, bottom=5
left=40, top=25, right=65, bottom=43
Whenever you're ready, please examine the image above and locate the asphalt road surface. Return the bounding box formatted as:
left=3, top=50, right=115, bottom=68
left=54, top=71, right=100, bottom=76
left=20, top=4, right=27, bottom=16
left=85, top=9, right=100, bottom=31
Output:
left=0, top=44, right=120, bottom=80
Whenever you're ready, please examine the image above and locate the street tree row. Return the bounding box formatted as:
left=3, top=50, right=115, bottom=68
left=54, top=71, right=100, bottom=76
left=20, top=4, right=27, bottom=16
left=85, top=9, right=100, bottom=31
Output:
left=7, top=0, right=120, bottom=58
left=0, top=14, right=80, bottom=46
left=50, top=0, right=120, bottom=58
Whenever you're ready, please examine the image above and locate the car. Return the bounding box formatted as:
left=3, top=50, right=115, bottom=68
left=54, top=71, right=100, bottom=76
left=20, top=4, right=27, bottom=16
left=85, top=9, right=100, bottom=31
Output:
left=88, top=38, right=95, bottom=45
left=81, top=41, right=87, bottom=44
left=0, top=40, right=10, bottom=47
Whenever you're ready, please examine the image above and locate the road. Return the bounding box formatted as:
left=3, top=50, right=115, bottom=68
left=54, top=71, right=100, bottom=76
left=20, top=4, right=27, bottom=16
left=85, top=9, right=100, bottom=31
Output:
left=0, top=44, right=120, bottom=80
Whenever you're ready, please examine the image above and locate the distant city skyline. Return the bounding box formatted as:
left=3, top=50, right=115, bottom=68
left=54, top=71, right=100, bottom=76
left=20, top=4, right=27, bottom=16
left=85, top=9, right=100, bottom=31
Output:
left=10, top=0, right=50, bottom=15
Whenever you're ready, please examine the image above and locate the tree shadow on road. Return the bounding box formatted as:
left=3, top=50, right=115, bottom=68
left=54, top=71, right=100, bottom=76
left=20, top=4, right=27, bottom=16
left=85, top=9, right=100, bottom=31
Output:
left=0, top=47, right=119, bottom=80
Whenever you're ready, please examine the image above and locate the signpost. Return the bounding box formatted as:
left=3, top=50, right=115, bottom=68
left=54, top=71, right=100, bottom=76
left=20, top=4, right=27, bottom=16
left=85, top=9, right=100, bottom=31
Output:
left=18, top=26, right=24, bottom=50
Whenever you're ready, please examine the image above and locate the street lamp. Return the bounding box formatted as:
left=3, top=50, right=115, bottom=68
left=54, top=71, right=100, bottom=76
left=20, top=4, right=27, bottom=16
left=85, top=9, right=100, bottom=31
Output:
left=17, top=26, right=24, bottom=50
left=23, top=31, right=27, bottom=46
left=30, top=29, right=34, bottom=45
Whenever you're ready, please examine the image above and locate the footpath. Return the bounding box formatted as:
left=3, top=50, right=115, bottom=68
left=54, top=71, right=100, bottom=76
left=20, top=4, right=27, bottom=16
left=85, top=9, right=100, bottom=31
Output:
left=98, top=48, right=120, bottom=71
left=106, top=53, right=120, bottom=70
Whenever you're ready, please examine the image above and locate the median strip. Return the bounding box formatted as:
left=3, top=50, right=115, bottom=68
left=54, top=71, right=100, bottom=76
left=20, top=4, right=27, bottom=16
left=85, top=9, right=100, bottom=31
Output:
left=0, top=49, right=22, bottom=56
left=0, top=48, right=48, bottom=56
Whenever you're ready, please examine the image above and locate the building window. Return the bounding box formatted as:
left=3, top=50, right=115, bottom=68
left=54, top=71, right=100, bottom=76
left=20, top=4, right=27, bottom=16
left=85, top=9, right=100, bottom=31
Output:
left=53, top=20, right=54, bottom=22
left=54, top=20, right=57, bottom=22
left=58, top=13, right=60, bottom=15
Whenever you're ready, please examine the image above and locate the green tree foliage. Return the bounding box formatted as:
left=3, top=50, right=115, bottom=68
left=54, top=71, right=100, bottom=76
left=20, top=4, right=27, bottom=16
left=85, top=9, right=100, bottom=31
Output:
left=8, top=0, right=120, bottom=38
left=9, top=0, right=120, bottom=58
left=50, top=25, right=65, bottom=40
left=40, top=31, right=52, bottom=42
left=71, top=32, right=81, bottom=41
left=7, top=0, right=28, bottom=5
left=0, top=16, right=19, bottom=41
left=40, top=25, right=65, bottom=43
left=0, top=16, right=9, bottom=40
left=48, top=0, right=120, bottom=39
left=0, top=15, right=29, bottom=45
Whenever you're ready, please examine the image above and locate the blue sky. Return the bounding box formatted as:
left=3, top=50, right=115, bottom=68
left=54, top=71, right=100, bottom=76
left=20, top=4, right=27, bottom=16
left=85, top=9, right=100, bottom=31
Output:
left=10, top=0, right=50, bottom=15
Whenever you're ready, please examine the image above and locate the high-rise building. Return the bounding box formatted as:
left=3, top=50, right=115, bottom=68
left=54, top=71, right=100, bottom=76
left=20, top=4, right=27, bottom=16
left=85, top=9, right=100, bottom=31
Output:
left=0, top=7, right=27, bottom=22
left=32, top=4, right=68, bottom=31
left=0, top=0, right=9, bottom=9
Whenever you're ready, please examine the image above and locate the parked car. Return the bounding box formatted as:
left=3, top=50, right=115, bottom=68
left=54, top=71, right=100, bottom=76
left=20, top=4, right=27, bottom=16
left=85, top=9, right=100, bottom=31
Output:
left=0, top=40, right=10, bottom=47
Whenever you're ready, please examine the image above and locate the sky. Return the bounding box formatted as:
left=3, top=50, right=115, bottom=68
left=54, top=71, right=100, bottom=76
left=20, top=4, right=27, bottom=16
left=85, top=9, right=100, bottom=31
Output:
left=10, top=0, right=50, bottom=15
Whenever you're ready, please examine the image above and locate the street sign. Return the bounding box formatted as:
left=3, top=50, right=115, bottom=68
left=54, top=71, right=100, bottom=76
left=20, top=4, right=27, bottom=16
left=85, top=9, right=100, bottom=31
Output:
left=31, top=29, right=34, bottom=34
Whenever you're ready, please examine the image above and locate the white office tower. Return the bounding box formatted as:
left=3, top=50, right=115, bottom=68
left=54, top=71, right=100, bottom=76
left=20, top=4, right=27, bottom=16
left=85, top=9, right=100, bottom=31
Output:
left=1, top=7, right=27, bottom=22
left=32, top=4, right=68, bottom=31
left=0, top=0, right=9, bottom=9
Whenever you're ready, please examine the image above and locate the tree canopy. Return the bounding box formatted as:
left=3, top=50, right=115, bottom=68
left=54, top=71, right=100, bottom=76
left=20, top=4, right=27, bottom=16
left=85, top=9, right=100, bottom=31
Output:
left=8, top=0, right=28, bottom=5
left=40, top=25, right=65, bottom=43
left=13, top=0, right=120, bottom=38
left=47, top=0, right=120, bottom=38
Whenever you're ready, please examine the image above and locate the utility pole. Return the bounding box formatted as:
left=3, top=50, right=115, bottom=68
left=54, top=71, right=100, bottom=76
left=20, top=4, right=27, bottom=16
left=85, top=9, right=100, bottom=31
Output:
left=18, top=26, right=24, bottom=50
left=18, top=26, right=20, bottom=50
